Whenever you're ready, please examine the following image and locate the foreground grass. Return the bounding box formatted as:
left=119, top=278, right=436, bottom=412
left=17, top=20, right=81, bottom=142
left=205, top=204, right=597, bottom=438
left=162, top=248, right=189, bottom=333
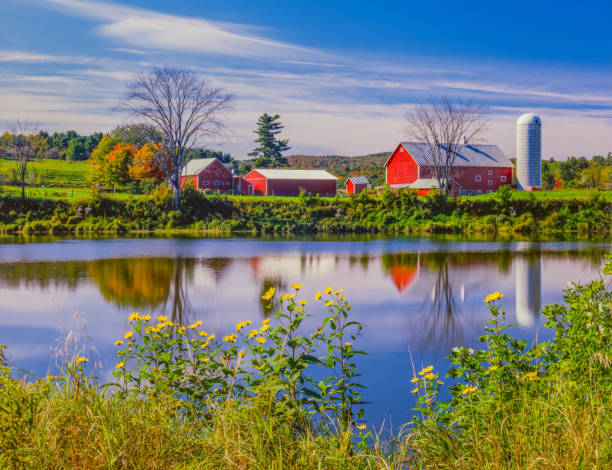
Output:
left=0, top=158, right=90, bottom=187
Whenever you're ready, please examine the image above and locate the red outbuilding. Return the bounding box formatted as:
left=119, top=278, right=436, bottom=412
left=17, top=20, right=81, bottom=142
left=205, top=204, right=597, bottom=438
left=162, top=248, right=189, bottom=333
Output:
left=180, top=158, right=253, bottom=194
left=345, top=176, right=370, bottom=195
left=244, top=169, right=337, bottom=196
left=384, top=142, right=514, bottom=196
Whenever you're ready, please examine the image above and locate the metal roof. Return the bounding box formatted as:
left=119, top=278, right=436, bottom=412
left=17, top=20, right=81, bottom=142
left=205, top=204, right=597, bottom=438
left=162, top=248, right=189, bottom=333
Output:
left=387, top=142, right=513, bottom=168
left=253, top=169, right=337, bottom=180
left=182, top=158, right=217, bottom=176
left=390, top=178, right=438, bottom=189
left=346, top=176, right=370, bottom=185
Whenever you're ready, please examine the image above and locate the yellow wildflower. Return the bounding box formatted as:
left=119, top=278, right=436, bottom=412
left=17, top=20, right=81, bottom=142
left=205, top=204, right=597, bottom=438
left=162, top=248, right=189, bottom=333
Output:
left=235, top=321, right=246, bottom=332
left=281, top=293, right=295, bottom=301
left=437, top=380, right=444, bottom=386
left=199, top=331, right=208, bottom=337
left=299, top=300, right=308, bottom=306
left=157, top=315, right=168, bottom=322
left=238, top=351, right=247, bottom=358
left=155, top=323, right=165, bottom=329
left=346, top=304, right=352, bottom=310
left=333, top=289, right=343, bottom=295
left=128, top=313, right=139, bottom=322
left=410, top=377, right=419, bottom=383
left=115, top=362, right=125, bottom=369
left=356, top=424, right=366, bottom=431
left=114, top=340, right=124, bottom=346
left=199, top=357, right=210, bottom=362
left=489, top=365, right=499, bottom=371
left=261, top=287, right=275, bottom=301
left=325, top=300, right=334, bottom=307
left=411, top=388, right=418, bottom=394
left=245, top=320, right=252, bottom=325
left=460, top=385, right=478, bottom=395
left=425, top=373, right=435, bottom=380
left=295, top=307, right=303, bottom=313
left=339, top=295, right=346, bottom=300
left=142, top=315, right=151, bottom=321
left=223, top=335, right=237, bottom=343
left=200, top=342, right=209, bottom=349
left=260, top=323, right=269, bottom=332
left=75, top=357, right=88, bottom=365
left=248, top=329, right=259, bottom=339
left=323, top=286, right=333, bottom=295
left=418, top=365, right=434, bottom=376
left=208, top=334, right=216, bottom=341
left=314, top=290, right=322, bottom=300
left=255, top=337, right=266, bottom=344
left=484, top=291, right=504, bottom=303
left=188, top=323, right=198, bottom=329
left=127, top=341, right=133, bottom=346
left=123, top=331, right=134, bottom=339
left=345, top=342, right=352, bottom=347
left=262, top=318, right=271, bottom=325
left=291, top=283, right=304, bottom=290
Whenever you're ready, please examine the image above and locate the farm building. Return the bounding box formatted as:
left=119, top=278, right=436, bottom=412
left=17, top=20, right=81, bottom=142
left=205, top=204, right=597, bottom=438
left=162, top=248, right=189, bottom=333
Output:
left=385, top=142, right=513, bottom=196
left=345, top=176, right=370, bottom=194
left=180, top=158, right=252, bottom=194
left=244, top=169, right=337, bottom=196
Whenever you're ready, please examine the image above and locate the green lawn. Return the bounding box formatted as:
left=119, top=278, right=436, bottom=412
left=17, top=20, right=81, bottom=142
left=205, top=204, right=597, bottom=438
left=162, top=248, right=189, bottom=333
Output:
left=471, top=189, right=612, bottom=201
left=0, top=185, right=140, bottom=201
left=0, top=157, right=91, bottom=187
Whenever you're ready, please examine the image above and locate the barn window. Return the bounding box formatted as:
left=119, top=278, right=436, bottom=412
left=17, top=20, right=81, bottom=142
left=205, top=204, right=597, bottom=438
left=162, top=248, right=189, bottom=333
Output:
left=488, top=179, right=493, bottom=185
left=476, top=190, right=482, bottom=195
left=467, top=190, right=473, bottom=196
left=488, top=170, right=493, bottom=175
left=214, top=181, right=220, bottom=185
left=501, top=175, right=507, bottom=182
left=459, top=189, right=466, bottom=196
left=487, top=189, right=493, bottom=193
left=203, top=180, right=209, bottom=185
left=475, top=175, right=481, bottom=182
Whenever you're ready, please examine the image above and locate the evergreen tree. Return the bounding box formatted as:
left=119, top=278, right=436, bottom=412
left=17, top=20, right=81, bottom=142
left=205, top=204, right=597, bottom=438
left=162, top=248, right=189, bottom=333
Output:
left=248, top=113, right=290, bottom=168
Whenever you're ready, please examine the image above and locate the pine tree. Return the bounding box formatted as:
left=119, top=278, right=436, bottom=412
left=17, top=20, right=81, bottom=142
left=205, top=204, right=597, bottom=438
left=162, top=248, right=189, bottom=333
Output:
left=248, top=114, right=290, bottom=168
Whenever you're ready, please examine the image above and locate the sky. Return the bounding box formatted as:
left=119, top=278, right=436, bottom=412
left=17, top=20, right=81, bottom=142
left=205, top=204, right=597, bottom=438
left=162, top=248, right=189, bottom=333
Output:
left=1, top=0, right=611, bottom=159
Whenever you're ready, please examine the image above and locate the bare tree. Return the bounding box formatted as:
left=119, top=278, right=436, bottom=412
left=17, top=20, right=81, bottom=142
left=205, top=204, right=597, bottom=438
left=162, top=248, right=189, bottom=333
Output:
left=120, top=67, right=233, bottom=209
left=3, top=121, right=42, bottom=198
left=405, top=97, right=486, bottom=197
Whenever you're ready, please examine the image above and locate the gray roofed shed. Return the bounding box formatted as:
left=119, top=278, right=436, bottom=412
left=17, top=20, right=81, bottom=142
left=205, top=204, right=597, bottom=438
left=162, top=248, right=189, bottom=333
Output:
left=346, top=176, right=370, bottom=185
left=182, top=158, right=217, bottom=176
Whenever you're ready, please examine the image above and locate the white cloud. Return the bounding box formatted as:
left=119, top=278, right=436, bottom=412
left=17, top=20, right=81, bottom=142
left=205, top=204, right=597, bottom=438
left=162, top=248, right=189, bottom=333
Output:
left=40, top=0, right=326, bottom=61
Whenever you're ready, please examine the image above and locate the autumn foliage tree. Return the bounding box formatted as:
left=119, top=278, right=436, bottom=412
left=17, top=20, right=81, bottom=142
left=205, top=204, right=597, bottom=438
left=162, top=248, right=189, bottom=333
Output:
left=90, top=136, right=135, bottom=187
left=129, top=143, right=168, bottom=182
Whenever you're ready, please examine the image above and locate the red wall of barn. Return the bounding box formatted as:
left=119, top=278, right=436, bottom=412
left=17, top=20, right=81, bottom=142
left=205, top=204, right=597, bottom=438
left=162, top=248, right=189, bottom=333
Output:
left=346, top=180, right=355, bottom=194
left=419, top=165, right=512, bottom=195
left=196, top=159, right=234, bottom=191
left=386, top=144, right=419, bottom=185
left=267, top=179, right=336, bottom=196
left=244, top=170, right=268, bottom=195
left=180, top=175, right=198, bottom=189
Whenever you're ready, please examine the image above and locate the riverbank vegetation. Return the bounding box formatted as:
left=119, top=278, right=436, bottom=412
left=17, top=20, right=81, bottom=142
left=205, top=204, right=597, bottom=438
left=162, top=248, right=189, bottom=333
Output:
left=0, top=184, right=610, bottom=236
left=1, top=259, right=610, bottom=468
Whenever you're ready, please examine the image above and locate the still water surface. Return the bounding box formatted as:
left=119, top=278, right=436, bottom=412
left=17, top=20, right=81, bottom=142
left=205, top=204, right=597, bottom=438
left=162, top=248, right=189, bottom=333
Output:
left=0, top=236, right=608, bottom=426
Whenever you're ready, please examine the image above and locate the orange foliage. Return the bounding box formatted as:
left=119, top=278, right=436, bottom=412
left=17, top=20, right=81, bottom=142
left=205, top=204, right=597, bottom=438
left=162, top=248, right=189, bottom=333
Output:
left=129, top=143, right=168, bottom=182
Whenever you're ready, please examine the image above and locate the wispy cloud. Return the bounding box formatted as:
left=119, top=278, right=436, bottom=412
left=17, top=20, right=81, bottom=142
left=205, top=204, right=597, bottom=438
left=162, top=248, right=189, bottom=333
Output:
left=40, top=0, right=326, bottom=60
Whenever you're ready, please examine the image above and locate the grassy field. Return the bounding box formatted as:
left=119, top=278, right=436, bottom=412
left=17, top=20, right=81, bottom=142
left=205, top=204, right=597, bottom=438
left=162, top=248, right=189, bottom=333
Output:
left=0, top=158, right=91, bottom=187
left=472, top=188, right=612, bottom=201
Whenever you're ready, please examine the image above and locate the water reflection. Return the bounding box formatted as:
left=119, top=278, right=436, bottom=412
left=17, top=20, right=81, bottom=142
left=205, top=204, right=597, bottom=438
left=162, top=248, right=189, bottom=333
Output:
left=514, top=247, right=542, bottom=327
left=0, top=238, right=607, bottom=427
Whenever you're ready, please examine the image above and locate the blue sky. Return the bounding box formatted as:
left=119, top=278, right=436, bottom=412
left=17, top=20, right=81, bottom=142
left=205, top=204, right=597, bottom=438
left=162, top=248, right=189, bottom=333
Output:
left=1, top=0, right=611, bottom=158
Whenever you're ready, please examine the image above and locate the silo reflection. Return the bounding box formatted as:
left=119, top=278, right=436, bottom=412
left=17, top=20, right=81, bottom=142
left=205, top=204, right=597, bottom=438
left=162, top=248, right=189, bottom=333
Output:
left=515, top=252, right=542, bottom=327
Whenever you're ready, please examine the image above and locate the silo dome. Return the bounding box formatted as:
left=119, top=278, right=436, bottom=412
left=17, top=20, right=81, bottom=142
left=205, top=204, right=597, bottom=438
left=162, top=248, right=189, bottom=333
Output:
left=516, top=113, right=542, bottom=190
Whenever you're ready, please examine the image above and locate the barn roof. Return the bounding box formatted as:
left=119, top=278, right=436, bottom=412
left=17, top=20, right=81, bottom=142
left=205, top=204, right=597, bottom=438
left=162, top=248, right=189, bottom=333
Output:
left=386, top=142, right=513, bottom=168
left=252, top=169, right=337, bottom=180
left=390, top=178, right=438, bottom=189
left=182, top=158, right=218, bottom=176
left=346, top=176, right=370, bottom=185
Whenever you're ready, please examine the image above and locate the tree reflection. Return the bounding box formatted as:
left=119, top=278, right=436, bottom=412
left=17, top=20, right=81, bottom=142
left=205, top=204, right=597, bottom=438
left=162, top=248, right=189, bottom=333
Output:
left=87, top=257, right=200, bottom=325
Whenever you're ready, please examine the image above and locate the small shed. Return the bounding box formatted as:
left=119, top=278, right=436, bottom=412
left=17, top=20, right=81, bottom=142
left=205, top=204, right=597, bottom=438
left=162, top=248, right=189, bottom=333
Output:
left=345, top=176, right=370, bottom=195
left=243, top=169, right=337, bottom=196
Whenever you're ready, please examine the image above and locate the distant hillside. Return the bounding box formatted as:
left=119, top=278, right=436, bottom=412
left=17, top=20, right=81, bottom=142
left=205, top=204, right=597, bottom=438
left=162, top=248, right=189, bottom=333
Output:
left=286, top=152, right=390, bottom=187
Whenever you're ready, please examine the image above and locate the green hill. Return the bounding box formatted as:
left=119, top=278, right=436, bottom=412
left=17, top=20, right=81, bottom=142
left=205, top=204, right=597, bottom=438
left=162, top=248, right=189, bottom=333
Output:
left=286, top=152, right=390, bottom=187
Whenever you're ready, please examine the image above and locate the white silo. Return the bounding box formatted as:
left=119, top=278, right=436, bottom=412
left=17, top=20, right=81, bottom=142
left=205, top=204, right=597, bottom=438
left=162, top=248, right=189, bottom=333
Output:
left=516, top=113, right=542, bottom=190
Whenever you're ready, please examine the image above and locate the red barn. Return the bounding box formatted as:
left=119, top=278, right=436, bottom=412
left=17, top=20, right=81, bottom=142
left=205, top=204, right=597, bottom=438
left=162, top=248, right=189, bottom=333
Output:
left=385, top=142, right=513, bottom=196
left=244, top=169, right=337, bottom=196
left=180, top=158, right=252, bottom=194
left=345, top=176, right=370, bottom=195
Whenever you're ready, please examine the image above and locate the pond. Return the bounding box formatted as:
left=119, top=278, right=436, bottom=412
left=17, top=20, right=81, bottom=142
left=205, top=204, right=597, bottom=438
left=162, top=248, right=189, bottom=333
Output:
left=0, top=235, right=609, bottom=427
